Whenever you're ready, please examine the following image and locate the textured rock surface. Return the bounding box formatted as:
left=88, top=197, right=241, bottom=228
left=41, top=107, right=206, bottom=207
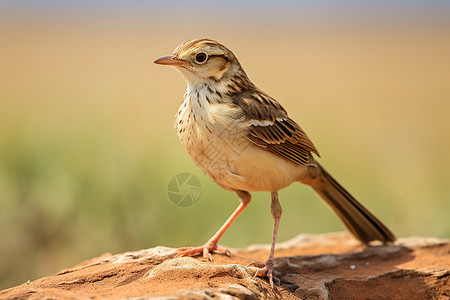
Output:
left=1, top=232, right=449, bottom=299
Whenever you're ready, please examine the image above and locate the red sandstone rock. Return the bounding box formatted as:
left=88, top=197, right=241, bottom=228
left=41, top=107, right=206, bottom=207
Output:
left=1, top=232, right=449, bottom=299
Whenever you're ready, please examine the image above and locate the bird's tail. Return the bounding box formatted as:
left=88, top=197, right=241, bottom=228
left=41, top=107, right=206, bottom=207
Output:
left=307, top=163, right=396, bottom=244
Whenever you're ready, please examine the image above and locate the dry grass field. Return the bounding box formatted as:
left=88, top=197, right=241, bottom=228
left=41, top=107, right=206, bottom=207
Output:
left=1, top=3, right=449, bottom=290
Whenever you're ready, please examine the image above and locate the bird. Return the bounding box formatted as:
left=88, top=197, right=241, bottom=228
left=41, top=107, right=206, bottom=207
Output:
left=154, top=38, right=396, bottom=286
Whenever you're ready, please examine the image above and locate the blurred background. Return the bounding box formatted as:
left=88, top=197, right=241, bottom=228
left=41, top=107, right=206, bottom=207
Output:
left=1, top=0, right=450, bottom=290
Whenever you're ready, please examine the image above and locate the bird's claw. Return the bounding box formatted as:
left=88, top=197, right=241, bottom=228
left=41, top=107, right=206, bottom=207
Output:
left=223, top=248, right=232, bottom=257
left=247, top=261, right=279, bottom=287
left=175, top=242, right=231, bottom=261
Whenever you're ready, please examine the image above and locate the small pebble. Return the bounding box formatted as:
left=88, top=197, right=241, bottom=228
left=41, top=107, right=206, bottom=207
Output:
left=350, top=265, right=356, bottom=270
left=366, top=262, right=370, bottom=266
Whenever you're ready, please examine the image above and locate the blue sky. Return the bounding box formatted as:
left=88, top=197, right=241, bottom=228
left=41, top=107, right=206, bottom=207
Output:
left=2, top=1, right=449, bottom=20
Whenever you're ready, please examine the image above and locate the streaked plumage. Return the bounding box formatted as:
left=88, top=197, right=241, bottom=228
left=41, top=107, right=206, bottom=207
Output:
left=154, top=38, right=396, bottom=286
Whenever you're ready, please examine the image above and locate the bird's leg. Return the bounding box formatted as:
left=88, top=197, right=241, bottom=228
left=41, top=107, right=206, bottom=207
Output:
left=248, top=191, right=281, bottom=287
left=176, top=191, right=251, bottom=261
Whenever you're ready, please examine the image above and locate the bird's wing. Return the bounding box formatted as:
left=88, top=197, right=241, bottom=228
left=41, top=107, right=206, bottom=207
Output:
left=231, top=89, right=320, bottom=165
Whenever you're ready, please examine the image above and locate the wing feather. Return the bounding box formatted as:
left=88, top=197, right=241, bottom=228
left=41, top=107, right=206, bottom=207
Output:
left=229, top=88, right=320, bottom=165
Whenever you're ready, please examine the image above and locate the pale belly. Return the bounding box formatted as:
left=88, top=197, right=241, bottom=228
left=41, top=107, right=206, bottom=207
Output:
left=175, top=92, right=308, bottom=192
left=180, top=129, right=306, bottom=192
left=222, top=144, right=307, bottom=192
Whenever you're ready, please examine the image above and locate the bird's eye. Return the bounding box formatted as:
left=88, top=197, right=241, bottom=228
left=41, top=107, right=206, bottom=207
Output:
left=195, top=52, right=208, bottom=64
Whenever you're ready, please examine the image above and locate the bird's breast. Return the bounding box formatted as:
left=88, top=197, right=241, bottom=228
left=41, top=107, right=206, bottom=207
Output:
left=175, top=90, right=248, bottom=181
left=175, top=87, right=302, bottom=192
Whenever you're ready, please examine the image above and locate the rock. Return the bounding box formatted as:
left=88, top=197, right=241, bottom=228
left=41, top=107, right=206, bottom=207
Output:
left=1, top=232, right=449, bottom=299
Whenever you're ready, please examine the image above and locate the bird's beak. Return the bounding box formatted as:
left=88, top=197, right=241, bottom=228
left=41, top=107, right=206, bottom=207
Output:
left=153, top=55, right=185, bottom=66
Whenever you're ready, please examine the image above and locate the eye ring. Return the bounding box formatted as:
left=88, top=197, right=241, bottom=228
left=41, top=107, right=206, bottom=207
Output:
left=195, top=52, right=208, bottom=64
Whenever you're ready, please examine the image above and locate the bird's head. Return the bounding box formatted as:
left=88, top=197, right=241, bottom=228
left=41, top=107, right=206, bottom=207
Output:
left=154, top=39, right=244, bottom=86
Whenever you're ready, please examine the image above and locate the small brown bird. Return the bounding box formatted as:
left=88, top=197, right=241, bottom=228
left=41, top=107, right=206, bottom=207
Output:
left=154, top=38, right=395, bottom=286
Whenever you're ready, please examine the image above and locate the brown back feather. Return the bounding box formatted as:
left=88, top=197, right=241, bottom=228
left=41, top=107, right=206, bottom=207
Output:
left=227, top=85, right=320, bottom=165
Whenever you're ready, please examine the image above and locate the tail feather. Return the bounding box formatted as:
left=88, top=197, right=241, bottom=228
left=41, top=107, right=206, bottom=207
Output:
left=310, top=163, right=396, bottom=244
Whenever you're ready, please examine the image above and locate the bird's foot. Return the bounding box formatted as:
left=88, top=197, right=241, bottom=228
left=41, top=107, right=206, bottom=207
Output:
left=175, top=240, right=231, bottom=261
left=248, top=260, right=279, bottom=287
